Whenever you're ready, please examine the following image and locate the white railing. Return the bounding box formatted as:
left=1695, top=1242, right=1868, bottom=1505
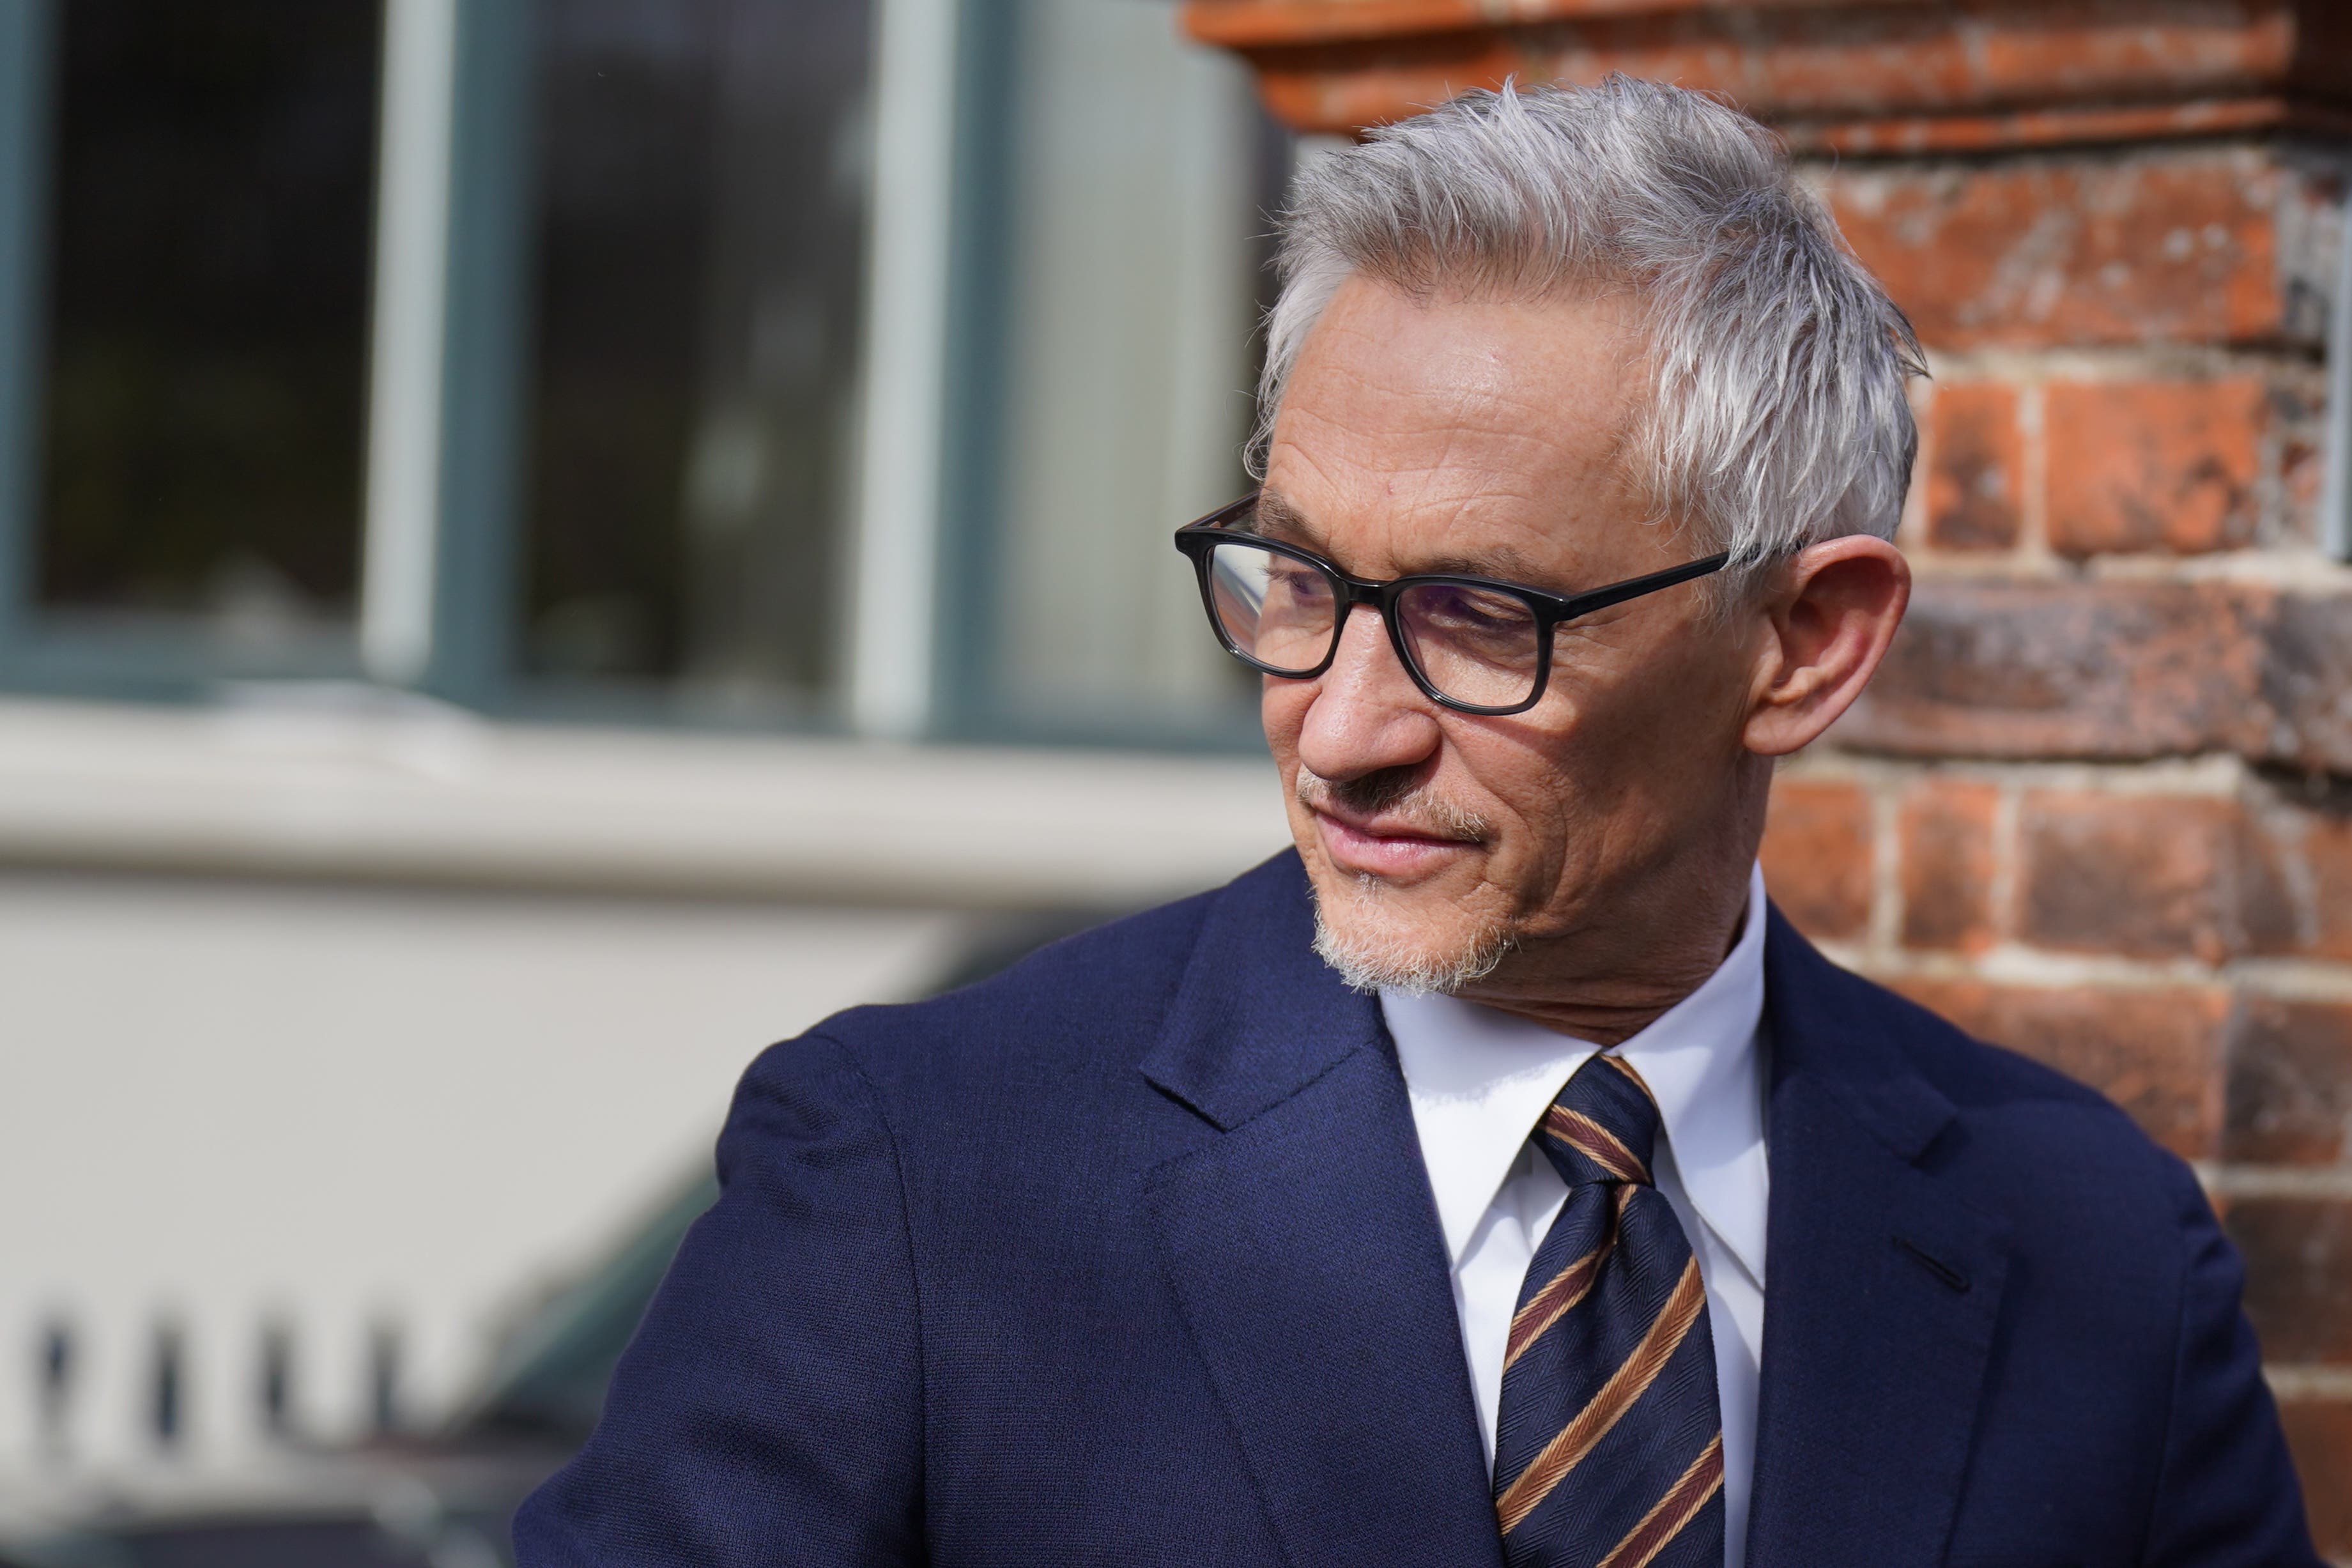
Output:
left=2, top=1308, right=426, bottom=1484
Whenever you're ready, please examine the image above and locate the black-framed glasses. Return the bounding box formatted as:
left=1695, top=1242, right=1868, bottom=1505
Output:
left=1172, top=493, right=1730, bottom=716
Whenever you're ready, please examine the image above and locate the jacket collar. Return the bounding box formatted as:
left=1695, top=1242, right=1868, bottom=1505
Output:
left=1762, top=906, right=1958, bottom=1160
left=1139, top=851, right=1967, bottom=1155
left=1140, top=855, right=2008, bottom=1568
left=1140, top=851, right=1506, bottom=1568
left=1746, top=907, right=2009, bottom=1568
left=1139, top=849, right=1383, bottom=1132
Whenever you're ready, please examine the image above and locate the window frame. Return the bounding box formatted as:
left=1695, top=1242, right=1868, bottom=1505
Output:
left=0, top=0, right=1290, bottom=737
left=0, top=0, right=420, bottom=697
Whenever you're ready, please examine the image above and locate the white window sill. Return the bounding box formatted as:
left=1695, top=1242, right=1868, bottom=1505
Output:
left=0, top=689, right=1292, bottom=908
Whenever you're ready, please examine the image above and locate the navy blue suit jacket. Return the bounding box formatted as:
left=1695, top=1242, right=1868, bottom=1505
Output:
left=515, top=851, right=2317, bottom=1566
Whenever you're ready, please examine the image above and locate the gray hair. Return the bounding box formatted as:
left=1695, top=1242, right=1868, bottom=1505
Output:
left=1256, top=77, right=1925, bottom=577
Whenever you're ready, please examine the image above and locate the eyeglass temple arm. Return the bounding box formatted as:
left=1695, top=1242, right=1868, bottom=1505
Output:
left=1555, top=552, right=1732, bottom=620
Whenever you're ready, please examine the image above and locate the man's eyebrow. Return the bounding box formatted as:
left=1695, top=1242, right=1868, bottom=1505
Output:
left=1261, top=491, right=1571, bottom=583
left=1257, top=490, right=1564, bottom=587
left=1249, top=489, right=1321, bottom=546
left=1416, top=544, right=1555, bottom=583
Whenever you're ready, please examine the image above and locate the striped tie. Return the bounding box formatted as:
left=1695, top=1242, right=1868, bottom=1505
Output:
left=1492, top=1053, right=1725, bottom=1568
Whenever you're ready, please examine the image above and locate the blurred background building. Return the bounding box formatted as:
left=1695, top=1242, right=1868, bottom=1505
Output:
left=0, top=0, right=1297, bottom=1519
left=4, top=0, right=2352, bottom=1557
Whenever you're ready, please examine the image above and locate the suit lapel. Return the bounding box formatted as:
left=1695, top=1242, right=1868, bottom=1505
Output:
left=1139, top=868, right=2008, bottom=1568
left=1746, top=911, right=2010, bottom=1568
left=1141, top=854, right=1504, bottom=1568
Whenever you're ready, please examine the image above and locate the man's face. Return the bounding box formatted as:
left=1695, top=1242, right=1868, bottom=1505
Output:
left=1261, top=276, right=1765, bottom=994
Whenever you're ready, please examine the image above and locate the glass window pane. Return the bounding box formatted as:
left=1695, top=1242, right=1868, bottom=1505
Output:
left=519, top=0, right=872, bottom=716
left=35, top=0, right=381, bottom=644
left=965, top=0, right=1275, bottom=741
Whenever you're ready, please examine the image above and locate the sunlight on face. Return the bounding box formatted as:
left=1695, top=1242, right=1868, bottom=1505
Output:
left=1261, top=277, right=1759, bottom=1001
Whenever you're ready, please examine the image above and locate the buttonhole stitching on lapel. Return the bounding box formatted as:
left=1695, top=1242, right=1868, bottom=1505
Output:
left=1893, top=1235, right=1970, bottom=1293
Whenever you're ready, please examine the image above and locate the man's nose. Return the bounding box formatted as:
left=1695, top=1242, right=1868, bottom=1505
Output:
left=1293, top=603, right=1442, bottom=781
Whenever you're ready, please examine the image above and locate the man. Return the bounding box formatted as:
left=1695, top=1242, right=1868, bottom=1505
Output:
left=516, top=79, right=2317, bottom=1567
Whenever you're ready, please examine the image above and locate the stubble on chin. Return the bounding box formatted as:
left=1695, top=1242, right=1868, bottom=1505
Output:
left=1289, top=761, right=1519, bottom=994
left=1307, top=866, right=1519, bottom=995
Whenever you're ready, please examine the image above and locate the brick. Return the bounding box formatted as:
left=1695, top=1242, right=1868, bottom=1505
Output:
left=2016, top=793, right=2252, bottom=964
left=1839, top=580, right=2352, bottom=774
left=2226, top=1198, right=2352, bottom=1364
left=2236, top=801, right=2319, bottom=960
left=2045, top=379, right=2264, bottom=556
left=2226, top=997, right=2352, bottom=1165
left=2245, top=791, right=2352, bottom=962
left=1760, top=780, right=1872, bottom=942
left=1897, top=777, right=1999, bottom=951
left=2300, top=811, right=2352, bottom=960
left=1203, top=8, right=2352, bottom=183
left=1923, top=382, right=2022, bottom=551
left=2258, top=593, right=2352, bottom=775
left=2282, top=433, right=2326, bottom=551
left=1825, top=153, right=2284, bottom=350
left=1891, top=978, right=2226, bottom=1158
left=2277, top=1398, right=2352, bottom=1558
left=1842, top=579, right=2260, bottom=760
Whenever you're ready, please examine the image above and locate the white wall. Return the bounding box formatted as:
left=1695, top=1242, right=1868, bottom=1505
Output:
left=0, top=870, right=963, bottom=1475
left=0, top=696, right=1287, bottom=1486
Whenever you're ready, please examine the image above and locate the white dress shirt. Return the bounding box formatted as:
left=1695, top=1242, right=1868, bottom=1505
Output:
left=1382, top=861, right=1770, bottom=1568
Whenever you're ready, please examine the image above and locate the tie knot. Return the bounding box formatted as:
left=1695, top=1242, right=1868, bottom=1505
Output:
left=1534, top=1054, right=1661, bottom=1188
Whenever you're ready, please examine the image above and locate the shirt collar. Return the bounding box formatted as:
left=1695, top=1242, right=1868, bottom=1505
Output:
left=1383, top=861, right=1770, bottom=1284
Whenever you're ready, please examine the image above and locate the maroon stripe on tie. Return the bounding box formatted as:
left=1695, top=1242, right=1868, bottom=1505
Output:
left=1495, top=1257, right=1707, bottom=1535
left=1596, top=1434, right=1725, bottom=1568
left=1542, top=1105, right=1649, bottom=1185
left=1505, top=1185, right=1634, bottom=1371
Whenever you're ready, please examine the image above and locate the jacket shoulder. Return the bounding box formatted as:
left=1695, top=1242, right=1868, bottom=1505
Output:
left=1788, top=942, right=2318, bottom=1564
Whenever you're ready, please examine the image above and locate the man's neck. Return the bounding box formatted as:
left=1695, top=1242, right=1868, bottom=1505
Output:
left=1449, top=870, right=1752, bottom=1047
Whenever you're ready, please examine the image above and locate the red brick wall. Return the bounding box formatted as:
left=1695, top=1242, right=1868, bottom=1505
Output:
left=1187, top=0, right=2352, bottom=1542
left=1765, top=139, right=2352, bottom=1542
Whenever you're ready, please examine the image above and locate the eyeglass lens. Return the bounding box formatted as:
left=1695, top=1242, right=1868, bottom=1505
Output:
left=1204, top=540, right=1542, bottom=709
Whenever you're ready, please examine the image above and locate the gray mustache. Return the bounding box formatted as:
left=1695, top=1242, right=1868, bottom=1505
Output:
left=1296, top=765, right=1493, bottom=843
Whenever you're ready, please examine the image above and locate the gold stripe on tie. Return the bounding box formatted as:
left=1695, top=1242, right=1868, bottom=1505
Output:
left=1505, top=1245, right=1606, bottom=1371
left=1495, top=1257, right=1708, bottom=1535
left=1599, top=1052, right=1657, bottom=1104
left=1596, top=1434, right=1726, bottom=1568
left=1542, top=1105, right=1650, bottom=1185
left=1504, top=1186, right=1635, bottom=1372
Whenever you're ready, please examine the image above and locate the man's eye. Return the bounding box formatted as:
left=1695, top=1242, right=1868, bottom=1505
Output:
left=1424, top=590, right=1518, bottom=631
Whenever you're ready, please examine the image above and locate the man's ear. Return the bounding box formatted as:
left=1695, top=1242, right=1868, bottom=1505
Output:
left=1742, top=535, right=1910, bottom=757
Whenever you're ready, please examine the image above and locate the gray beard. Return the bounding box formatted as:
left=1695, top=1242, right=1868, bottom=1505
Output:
left=1309, top=876, right=1518, bottom=995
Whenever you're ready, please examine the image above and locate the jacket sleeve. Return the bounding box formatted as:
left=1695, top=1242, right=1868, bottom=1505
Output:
left=512, top=1031, right=925, bottom=1567
left=2141, top=1160, right=2321, bottom=1568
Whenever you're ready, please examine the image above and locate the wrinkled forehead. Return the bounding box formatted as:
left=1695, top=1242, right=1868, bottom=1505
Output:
left=1245, top=489, right=1563, bottom=585
left=1260, top=277, right=1656, bottom=580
